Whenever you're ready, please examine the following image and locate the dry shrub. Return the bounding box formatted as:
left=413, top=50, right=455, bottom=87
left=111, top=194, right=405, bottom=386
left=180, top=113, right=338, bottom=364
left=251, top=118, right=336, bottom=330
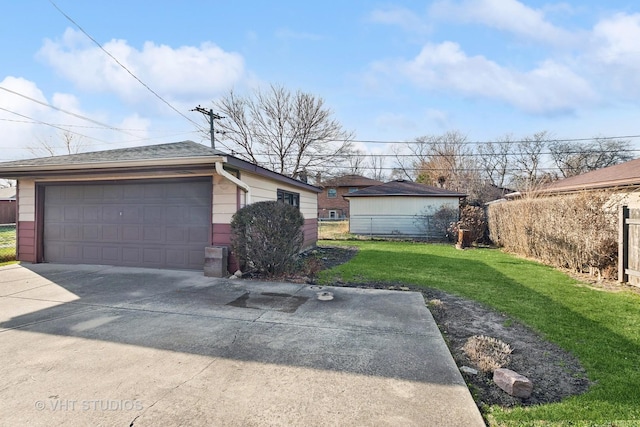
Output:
left=488, top=190, right=619, bottom=278
left=449, top=205, right=487, bottom=244
left=463, top=335, right=513, bottom=372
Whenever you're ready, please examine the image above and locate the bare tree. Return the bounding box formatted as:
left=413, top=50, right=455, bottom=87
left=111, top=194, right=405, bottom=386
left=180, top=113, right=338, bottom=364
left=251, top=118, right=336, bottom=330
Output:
left=412, top=131, right=477, bottom=194
left=368, top=154, right=388, bottom=182
left=213, top=85, right=354, bottom=179
left=477, top=134, right=513, bottom=189
left=549, top=137, right=634, bottom=178
left=512, top=131, right=550, bottom=190
left=27, top=130, right=86, bottom=158
left=344, top=149, right=367, bottom=175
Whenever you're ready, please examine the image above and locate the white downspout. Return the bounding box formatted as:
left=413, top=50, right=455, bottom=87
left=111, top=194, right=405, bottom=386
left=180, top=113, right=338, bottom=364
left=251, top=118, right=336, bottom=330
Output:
left=215, top=161, right=251, bottom=205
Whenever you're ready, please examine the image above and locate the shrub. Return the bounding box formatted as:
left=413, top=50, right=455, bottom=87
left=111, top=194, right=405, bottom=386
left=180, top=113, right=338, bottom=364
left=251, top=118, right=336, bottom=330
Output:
left=487, top=191, right=618, bottom=278
left=415, top=205, right=459, bottom=241
left=462, top=335, right=513, bottom=373
left=230, top=201, right=304, bottom=277
left=449, top=205, right=487, bottom=244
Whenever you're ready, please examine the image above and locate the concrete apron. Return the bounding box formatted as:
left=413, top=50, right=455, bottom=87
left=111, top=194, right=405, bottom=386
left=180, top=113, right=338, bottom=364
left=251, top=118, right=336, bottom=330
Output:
left=0, top=263, right=485, bottom=427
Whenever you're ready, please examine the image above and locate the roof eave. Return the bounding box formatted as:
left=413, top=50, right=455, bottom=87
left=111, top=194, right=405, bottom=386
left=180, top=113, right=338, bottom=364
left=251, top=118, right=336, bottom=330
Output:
left=0, top=155, right=227, bottom=177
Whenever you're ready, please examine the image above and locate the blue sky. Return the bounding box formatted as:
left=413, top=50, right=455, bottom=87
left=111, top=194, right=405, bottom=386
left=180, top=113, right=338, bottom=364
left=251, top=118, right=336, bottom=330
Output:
left=2, top=0, right=640, bottom=163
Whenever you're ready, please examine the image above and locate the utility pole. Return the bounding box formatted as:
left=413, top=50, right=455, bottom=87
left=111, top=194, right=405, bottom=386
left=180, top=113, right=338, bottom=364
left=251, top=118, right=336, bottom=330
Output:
left=191, top=105, right=224, bottom=149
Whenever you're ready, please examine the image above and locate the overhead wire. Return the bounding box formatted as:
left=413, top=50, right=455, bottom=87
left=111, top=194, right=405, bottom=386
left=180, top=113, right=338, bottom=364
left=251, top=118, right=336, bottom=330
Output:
left=47, top=0, right=206, bottom=133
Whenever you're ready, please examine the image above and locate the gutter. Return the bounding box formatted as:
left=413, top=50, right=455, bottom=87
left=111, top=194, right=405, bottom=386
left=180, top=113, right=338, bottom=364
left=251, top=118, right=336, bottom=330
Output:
left=215, top=161, right=252, bottom=204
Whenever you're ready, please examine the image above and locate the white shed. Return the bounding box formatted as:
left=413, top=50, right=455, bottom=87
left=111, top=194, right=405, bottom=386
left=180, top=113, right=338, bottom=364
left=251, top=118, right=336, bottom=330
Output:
left=344, top=180, right=466, bottom=239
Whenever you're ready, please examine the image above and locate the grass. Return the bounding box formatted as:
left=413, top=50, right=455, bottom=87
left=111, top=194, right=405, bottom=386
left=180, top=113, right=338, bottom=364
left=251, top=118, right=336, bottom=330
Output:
left=317, top=240, right=640, bottom=426
left=318, top=220, right=352, bottom=240
left=0, top=224, right=16, bottom=263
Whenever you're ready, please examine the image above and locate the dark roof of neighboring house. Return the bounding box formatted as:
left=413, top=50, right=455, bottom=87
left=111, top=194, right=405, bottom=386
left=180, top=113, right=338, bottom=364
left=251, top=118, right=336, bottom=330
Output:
left=344, top=180, right=467, bottom=197
left=320, top=174, right=383, bottom=188
left=0, top=187, right=16, bottom=200
left=540, top=157, right=640, bottom=194
left=0, top=140, right=320, bottom=193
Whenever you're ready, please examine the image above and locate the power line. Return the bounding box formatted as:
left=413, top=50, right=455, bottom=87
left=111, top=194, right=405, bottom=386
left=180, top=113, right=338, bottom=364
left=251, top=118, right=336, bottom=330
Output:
left=0, top=85, right=140, bottom=138
left=0, top=107, right=109, bottom=143
left=47, top=0, right=206, bottom=133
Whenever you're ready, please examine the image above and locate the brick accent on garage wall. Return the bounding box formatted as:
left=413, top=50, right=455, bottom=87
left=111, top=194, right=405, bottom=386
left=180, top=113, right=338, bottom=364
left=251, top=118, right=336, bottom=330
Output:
left=17, top=221, right=36, bottom=262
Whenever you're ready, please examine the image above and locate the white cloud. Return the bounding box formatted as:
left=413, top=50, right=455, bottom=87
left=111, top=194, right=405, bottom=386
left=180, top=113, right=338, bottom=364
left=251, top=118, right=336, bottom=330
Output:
left=374, top=41, right=596, bottom=114
left=583, top=13, right=640, bottom=97
left=368, top=6, right=431, bottom=33
left=37, top=28, right=245, bottom=107
left=430, top=0, right=578, bottom=46
left=374, top=112, right=417, bottom=132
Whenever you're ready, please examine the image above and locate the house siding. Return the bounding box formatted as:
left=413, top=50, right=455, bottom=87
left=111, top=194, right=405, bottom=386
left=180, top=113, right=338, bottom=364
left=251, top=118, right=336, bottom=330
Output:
left=349, top=196, right=459, bottom=237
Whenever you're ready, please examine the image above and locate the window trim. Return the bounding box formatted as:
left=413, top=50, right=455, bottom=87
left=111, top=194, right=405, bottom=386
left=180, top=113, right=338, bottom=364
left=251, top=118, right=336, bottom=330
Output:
left=327, top=188, right=337, bottom=198
left=277, top=188, right=300, bottom=208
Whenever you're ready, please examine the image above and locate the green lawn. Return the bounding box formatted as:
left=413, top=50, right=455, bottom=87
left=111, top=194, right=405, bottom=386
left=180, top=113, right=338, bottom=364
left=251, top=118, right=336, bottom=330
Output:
left=317, top=241, right=640, bottom=426
left=0, top=224, right=16, bottom=262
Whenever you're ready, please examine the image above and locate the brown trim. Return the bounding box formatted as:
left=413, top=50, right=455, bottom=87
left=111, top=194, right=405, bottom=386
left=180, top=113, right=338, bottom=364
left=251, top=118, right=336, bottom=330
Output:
left=35, top=185, right=45, bottom=262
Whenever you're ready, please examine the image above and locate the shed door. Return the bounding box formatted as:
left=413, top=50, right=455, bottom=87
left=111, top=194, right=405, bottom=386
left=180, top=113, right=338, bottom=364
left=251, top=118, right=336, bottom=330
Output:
left=43, top=179, right=211, bottom=270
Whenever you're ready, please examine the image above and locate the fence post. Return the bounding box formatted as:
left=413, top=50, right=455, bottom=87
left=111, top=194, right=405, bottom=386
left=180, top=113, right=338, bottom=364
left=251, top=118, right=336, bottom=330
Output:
left=619, top=205, right=629, bottom=283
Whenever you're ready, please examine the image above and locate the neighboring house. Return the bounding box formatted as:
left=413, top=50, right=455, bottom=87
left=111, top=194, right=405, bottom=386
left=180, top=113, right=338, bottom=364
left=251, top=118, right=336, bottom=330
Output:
left=0, top=187, right=17, bottom=224
left=0, top=141, right=320, bottom=274
left=538, top=157, right=640, bottom=201
left=318, top=174, right=382, bottom=219
left=344, top=180, right=466, bottom=238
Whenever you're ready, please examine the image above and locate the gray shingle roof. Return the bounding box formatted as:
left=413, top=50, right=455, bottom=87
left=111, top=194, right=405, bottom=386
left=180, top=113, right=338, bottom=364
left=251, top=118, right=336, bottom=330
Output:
left=0, top=140, right=223, bottom=168
left=345, top=180, right=466, bottom=197
left=320, top=174, right=383, bottom=188
left=540, top=157, right=640, bottom=193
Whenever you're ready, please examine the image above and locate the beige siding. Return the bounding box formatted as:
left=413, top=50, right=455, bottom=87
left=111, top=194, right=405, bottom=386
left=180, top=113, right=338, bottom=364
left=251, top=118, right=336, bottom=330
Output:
left=349, top=196, right=459, bottom=237
left=241, top=172, right=318, bottom=220
left=212, top=174, right=238, bottom=224
left=350, top=196, right=458, bottom=216
left=18, top=179, right=35, bottom=222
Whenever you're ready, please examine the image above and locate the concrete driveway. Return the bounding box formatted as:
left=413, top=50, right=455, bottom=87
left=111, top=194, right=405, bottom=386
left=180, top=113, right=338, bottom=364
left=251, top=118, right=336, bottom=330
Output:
left=0, top=263, right=484, bottom=426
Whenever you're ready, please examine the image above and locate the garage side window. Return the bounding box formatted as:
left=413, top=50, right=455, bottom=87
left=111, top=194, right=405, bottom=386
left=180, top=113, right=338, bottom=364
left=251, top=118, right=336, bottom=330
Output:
left=277, top=189, right=300, bottom=209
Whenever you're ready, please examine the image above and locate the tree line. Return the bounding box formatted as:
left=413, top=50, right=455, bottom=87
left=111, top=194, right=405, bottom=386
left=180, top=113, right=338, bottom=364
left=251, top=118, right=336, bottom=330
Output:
left=213, top=85, right=634, bottom=204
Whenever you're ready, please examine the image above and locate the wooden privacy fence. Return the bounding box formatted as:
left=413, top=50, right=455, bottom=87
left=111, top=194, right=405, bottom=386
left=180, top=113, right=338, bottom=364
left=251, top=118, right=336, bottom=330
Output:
left=619, top=205, right=640, bottom=286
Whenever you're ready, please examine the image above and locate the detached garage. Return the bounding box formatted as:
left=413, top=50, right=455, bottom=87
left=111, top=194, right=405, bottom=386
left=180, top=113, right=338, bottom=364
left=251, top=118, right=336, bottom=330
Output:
left=0, top=141, right=320, bottom=274
left=344, top=180, right=466, bottom=239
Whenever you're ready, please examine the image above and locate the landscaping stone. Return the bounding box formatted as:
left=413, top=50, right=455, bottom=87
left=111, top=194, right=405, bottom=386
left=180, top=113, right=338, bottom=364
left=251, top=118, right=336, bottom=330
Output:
left=493, top=368, right=533, bottom=398
left=460, top=366, right=478, bottom=375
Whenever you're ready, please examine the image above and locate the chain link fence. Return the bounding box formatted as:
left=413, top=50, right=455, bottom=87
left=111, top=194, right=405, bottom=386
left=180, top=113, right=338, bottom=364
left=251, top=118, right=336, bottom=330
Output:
left=0, top=223, right=16, bottom=262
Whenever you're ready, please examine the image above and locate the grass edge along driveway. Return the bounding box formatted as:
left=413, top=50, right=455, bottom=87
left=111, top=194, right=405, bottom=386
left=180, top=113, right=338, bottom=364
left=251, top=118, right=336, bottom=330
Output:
left=317, top=241, right=640, bottom=427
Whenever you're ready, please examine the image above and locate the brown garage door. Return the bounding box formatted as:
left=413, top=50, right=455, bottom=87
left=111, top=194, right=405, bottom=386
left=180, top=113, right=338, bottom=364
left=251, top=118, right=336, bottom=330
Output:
left=43, top=179, right=211, bottom=270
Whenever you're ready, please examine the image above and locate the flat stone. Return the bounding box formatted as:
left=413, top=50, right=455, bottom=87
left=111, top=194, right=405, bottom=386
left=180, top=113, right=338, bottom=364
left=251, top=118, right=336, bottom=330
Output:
left=493, top=368, right=533, bottom=398
left=460, top=366, right=478, bottom=375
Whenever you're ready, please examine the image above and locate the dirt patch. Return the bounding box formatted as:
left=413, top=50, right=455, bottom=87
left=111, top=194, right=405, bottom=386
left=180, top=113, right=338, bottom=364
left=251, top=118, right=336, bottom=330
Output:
left=310, top=245, right=592, bottom=410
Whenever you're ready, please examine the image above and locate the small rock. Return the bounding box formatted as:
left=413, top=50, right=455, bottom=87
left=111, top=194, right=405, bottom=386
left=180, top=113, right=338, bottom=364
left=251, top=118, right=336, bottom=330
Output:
left=399, top=286, right=410, bottom=291
left=460, top=366, right=478, bottom=375
left=493, top=368, right=533, bottom=398
left=233, top=270, right=243, bottom=277
left=229, top=275, right=239, bottom=280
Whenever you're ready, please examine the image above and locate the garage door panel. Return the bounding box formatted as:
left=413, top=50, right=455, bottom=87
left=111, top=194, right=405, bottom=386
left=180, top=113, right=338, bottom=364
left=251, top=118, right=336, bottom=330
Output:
left=103, top=186, right=123, bottom=200
left=102, top=206, right=121, bottom=222
left=122, top=247, right=140, bottom=263
left=44, top=179, right=211, bottom=270
left=83, top=225, right=99, bottom=240
left=101, top=225, right=119, bottom=241
left=64, top=225, right=81, bottom=240
left=83, top=206, right=100, bottom=221
left=122, top=225, right=141, bottom=240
